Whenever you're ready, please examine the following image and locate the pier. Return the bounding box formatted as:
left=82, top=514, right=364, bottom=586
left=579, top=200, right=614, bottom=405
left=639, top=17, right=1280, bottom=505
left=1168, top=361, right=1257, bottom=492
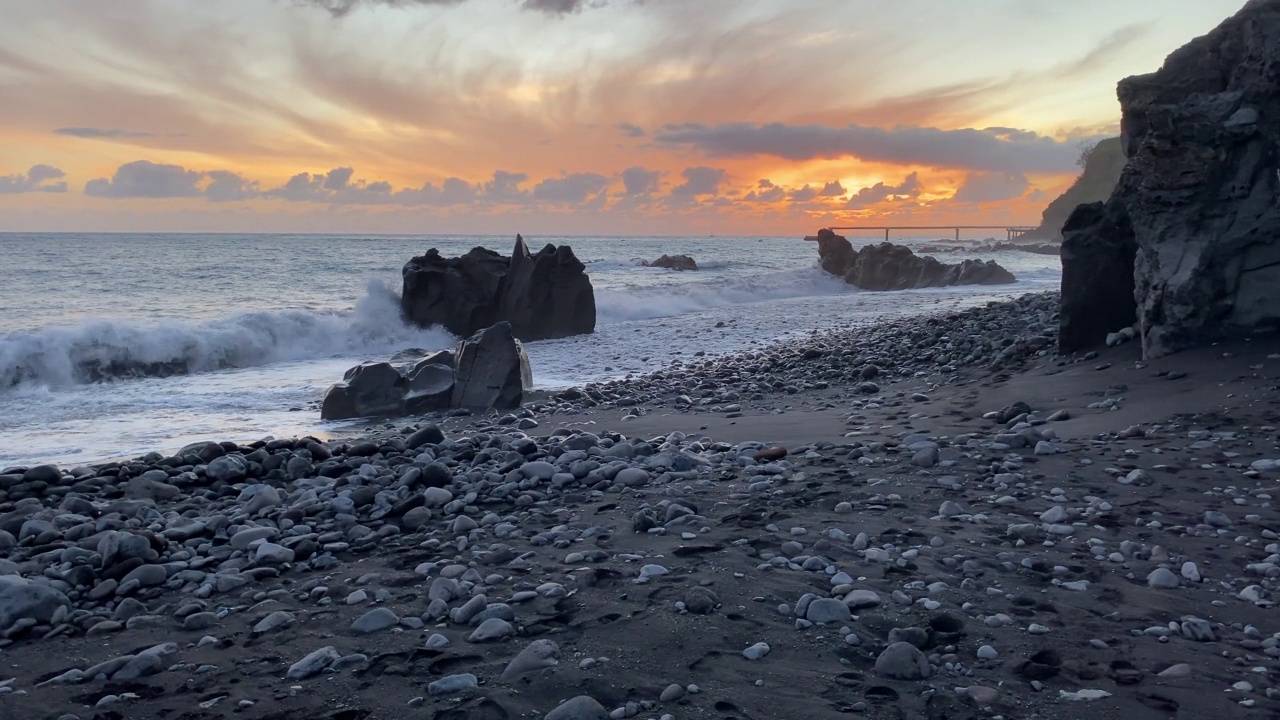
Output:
left=819, top=225, right=1038, bottom=242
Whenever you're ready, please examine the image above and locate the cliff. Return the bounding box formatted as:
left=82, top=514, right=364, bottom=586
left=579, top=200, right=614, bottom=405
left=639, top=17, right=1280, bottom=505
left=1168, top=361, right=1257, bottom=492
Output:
left=1027, top=137, right=1125, bottom=241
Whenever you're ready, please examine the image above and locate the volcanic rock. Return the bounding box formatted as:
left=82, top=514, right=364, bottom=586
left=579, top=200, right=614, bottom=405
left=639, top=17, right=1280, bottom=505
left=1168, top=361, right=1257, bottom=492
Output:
left=645, top=254, right=698, bottom=271
left=450, top=322, right=532, bottom=410
left=815, top=231, right=1015, bottom=290
left=401, top=235, right=595, bottom=341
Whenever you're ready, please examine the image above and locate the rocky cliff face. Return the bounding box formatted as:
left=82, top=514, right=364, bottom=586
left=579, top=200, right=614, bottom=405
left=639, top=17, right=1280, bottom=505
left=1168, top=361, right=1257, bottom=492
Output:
left=815, top=230, right=1015, bottom=290
left=1060, top=0, right=1280, bottom=357
left=1029, top=137, right=1126, bottom=241
left=401, top=236, right=595, bottom=342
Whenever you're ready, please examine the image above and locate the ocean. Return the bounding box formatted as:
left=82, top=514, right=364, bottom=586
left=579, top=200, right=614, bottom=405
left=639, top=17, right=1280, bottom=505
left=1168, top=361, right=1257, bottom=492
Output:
left=0, top=233, right=1061, bottom=467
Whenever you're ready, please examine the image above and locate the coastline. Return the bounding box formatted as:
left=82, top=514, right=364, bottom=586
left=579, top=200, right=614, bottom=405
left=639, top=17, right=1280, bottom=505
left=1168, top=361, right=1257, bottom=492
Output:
left=2, top=291, right=1279, bottom=719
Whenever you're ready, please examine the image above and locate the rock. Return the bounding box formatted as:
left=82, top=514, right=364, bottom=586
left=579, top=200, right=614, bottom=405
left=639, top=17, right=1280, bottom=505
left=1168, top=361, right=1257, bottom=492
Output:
left=815, top=231, right=1015, bottom=290
left=614, top=467, right=650, bottom=488
left=1058, top=202, right=1138, bottom=353
left=451, top=322, right=532, bottom=410
left=645, top=254, right=698, bottom=271
left=404, top=361, right=455, bottom=414
left=287, top=646, right=341, bottom=680
left=468, top=617, right=514, bottom=642
left=0, top=577, right=70, bottom=630
left=683, top=587, right=718, bottom=614
left=501, top=639, right=560, bottom=681
left=1063, top=2, right=1280, bottom=357
left=321, top=362, right=408, bottom=421
left=402, top=235, right=596, bottom=342
left=406, top=424, right=446, bottom=449
left=805, top=598, right=852, bottom=624
left=544, top=695, right=609, bottom=720
left=351, top=607, right=399, bottom=634
left=1147, top=567, right=1180, bottom=589
left=205, top=455, right=248, bottom=483
left=742, top=642, right=770, bottom=660
left=875, top=642, right=931, bottom=680
left=253, top=611, right=295, bottom=634
left=427, top=673, right=478, bottom=695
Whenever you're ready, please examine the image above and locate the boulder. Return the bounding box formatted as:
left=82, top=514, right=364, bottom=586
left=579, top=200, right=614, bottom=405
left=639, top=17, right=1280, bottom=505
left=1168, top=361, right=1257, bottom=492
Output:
left=815, top=231, right=1015, bottom=290
left=451, top=322, right=532, bottom=410
left=645, top=254, right=698, bottom=271
left=320, top=362, right=408, bottom=421
left=401, top=235, right=595, bottom=341
left=1065, top=1, right=1280, bottom=356
left=1058, top=202, right=1137, bottom=353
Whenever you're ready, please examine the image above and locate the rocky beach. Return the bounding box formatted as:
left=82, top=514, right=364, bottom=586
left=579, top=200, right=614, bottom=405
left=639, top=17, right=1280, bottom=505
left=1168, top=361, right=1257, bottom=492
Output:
left=2, top=288, right=1280, bottom=720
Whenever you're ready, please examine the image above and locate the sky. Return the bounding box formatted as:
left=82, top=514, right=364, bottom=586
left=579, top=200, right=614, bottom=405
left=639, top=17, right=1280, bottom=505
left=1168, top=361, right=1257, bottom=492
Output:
left=0, top=0, right=1249, bottom=235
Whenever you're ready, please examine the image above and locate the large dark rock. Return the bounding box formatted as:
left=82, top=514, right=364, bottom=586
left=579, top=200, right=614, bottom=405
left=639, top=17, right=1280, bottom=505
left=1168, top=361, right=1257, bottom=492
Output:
left=451, top=322, right=532, bottom=410
left=1066, top=1, right=1280, bottom=357
left=644, top=254, right=698, bottom=271
left=815, top=230, right=1015, bottom=290
left=401, top=235, right=595, bottom=342
left=321, top=353, right=457, bottom=421
left=1058, top=202, right=1137, bottom=353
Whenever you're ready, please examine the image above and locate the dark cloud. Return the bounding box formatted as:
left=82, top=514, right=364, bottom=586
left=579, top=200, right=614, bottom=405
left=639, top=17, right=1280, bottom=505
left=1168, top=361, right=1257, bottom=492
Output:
left=743, top=178, right=784, bottom=203
left=819, top=180, right=845, bottom=197
left=671, top=166, right=726, bottom=196
left=616, top=122, right=646, bottom=138
left=53, top=127, right=152, bottom=139
left=204, top=170, right=260, bottom=202
left=531, top=173, right=610, bottom=204
left=620, top=167, right=662, bottom=195
left=951, top=171, right=1029, bottom=203
left=845, top=172, right=921, bottom=209
left=655, top=122, right=1100, bottom=174
left=482, top=171, right=530, bottom=203
left=84, top=160, right=203, bottom=198
left=0, top=164, right=67, bottom=194
left=523, top=0, right=589, bottom=13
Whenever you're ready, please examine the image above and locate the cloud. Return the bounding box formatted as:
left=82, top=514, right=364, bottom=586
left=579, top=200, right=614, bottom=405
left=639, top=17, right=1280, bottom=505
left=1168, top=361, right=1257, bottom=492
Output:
left=53, top=127, right=152, bottom=139
left=845, top=172, right=921, bottom=209
left=295, top=0, right=602, bottom=16
left=819, top=181, right=845, bottom=197
left=0, top=164, right=68, bottom=194
left=296, top=0, right=466, bottom=18
left=671, top=166, right=726, bottom=196
left=205, top=170, right=261, bottom=202
left=616, top=122, right=646, bottom=138
left=85, top=160, right=203, bottom=198
left=743, top=179, right=784, bottom=203
left=655, top=122, right=1099, bottom=174
left=620, top=167, right=662, bottom=195
left=951, top=171, right=1030, bottom=203
left=531, top=172, right=610, bottom=204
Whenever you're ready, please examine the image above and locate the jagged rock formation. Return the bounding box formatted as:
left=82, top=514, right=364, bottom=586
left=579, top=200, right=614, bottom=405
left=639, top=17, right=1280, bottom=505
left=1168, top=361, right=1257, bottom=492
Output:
left=401, top=236, right=595, bottom=342
left=643, top=254, right=699, bottom=271
left=1059, top=1, right=1280, bottom=357
left=815, top=230, right=1015, bottom=290
left=320, top=326, right=529, bottom=420
left=1058, top=203, right=1136, bottom=353
left=1028, top=137, right=1126, bottom=241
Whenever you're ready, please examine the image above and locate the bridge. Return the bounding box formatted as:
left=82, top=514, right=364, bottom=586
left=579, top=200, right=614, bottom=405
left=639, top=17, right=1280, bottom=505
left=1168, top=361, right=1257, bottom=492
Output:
left=819, top=225, right=1038, bottom=242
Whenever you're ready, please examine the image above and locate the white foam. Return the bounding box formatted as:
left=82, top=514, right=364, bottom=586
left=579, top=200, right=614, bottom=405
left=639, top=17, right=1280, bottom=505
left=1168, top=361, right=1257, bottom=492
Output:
left=0, top=280, right=457, bottom=389
left=595, top=266, right=855, bottom=323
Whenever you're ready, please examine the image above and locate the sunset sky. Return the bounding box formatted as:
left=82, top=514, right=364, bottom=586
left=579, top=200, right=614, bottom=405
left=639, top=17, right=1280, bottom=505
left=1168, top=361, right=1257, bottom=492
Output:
left=0, top=0, right=1247, bottom=235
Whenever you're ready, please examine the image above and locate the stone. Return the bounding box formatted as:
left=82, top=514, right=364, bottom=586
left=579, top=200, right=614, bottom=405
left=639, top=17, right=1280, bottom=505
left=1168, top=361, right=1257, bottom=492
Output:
left=544, top=695, right=609, bottom=720
left=321, top=362, right=407, bottom=421
left=468, top=617, right=515, bottom=642
left=614, top=467, right=650, bottom=488
left=427, top=673, right=478, bottom=695
left=815, top=230, right=1015, bottom=290
left=805, top=598, right=852, bottom=624
left=205, top=455, right=248, bottom=483
left=287, top=646, right=341, bottom=680
left=406, top=424, right=446, bottom=449
left=0, top=577, right=70, bottom=629
left=875, top=642, right=932, bottom=680
left=451, top=322, right=533, bottom=410
left=742, top=642, right=770, bottom=660
left=401, top=236, right=596, bottom=342
left=645, top=254, right=698, bottom=271
left=1147, top=567, right=1180, bottom=589
left=500, top=639, right=560, bottom=681
left=351, top=607, right=399, bottom=634
left=404, top=361, right=455, bottom=414
left=844, top=589, right=881, bottom=609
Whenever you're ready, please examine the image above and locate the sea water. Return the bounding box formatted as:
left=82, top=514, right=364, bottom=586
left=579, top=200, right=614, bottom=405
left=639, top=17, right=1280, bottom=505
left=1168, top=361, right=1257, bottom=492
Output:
left=0, top=233, right=1060, bottom=466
